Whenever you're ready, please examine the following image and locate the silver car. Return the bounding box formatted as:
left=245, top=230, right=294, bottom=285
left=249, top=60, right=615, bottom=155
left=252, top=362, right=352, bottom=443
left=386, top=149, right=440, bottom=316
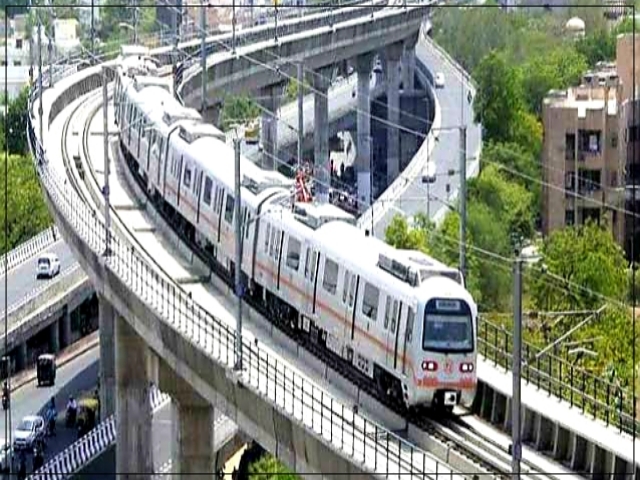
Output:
left=13, top=416, right=45, bottom=451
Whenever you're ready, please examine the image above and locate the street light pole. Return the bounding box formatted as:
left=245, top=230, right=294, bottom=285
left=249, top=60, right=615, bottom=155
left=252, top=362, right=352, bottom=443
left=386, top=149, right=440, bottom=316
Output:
left=232, top=0, right=237, bottom=54
left=102, top=66, right=112, bottom=257
left=47, top=10, right=53, bottom=87
left=297, top=61, right=304, bottom=168
left=200, top=3, right=207, bottom=113
left=91, top=0, right=95, bottom=62
left=233, top=138, right=243, bottom=371
left=511, top=251, right=523, bottom=478
left=459, top=125, right=467, bottom=278
left=37, top=21, right=43, bottom=145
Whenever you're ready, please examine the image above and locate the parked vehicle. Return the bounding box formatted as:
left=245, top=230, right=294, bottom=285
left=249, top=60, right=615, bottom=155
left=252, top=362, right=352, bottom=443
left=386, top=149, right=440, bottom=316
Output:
left=13, top=416, right=46, bottom=451
left=36, top=253, right=60, bottom=279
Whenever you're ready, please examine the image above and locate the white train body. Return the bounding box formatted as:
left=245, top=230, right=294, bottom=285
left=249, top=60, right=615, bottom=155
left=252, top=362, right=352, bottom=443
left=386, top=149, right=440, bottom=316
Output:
left=113, top=47, right=478, bottom=409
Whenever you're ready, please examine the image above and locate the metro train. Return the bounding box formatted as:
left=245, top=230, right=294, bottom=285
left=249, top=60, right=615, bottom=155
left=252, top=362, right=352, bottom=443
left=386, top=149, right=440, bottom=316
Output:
left=112, top=46, right=478, bottom=411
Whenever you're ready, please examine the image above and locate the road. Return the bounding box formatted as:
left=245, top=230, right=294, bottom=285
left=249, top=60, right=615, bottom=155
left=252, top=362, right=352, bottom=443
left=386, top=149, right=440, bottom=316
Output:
left=371, top=37, right=482, bottom=237
left=0, top=241, right=77, bottom=315
left=0, top=346, right=99, bottom=476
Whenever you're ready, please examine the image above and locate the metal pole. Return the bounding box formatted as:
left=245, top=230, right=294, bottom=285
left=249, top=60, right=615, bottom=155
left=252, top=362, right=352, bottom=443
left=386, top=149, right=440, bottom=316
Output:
left=28, top=0, right=33, bottom=80
left=233, top=138, right=243, bottom=371
left=274, top=1, right=278, bottom=42
left=47, top=12, right=53, bottom=87
left=102, top=66, right=112, bottom=257
left=172, top=5, right=179, bottom=100
left=200, top=3, right=207, bottom=113
left=511, top=253, right=523, bottom=478
left=37, top=21, right=43, bottom=145
left=459, top=125, right=467, bottom=278
left=91, top=0, right=95, bottom=62
left=133, top=0, right=139, bottom=44
left=232, top=0, right=236, bottom=54
left=297, top=61, right=304, bottom=168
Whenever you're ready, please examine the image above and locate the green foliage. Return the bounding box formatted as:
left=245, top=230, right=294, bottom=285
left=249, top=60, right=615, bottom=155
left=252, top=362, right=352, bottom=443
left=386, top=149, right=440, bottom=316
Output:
left=384, top=215, right=429, bottom=253
left=284, top=78, right=310, bottom=103
left=2, top=87, right=30, bottom=155
left=0, top=154, right=52, bottom=255
left=531, top=221, right=628, bottom=312
left=247, top=453, right=298, bottom=480
left=220, top=95, right=260, bottom=131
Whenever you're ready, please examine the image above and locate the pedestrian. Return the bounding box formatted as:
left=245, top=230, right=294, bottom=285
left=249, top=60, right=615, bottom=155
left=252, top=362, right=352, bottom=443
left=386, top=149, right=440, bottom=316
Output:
left=17, top=453, right=27, bottom=480
left=33, top=447, right=44, bottom=472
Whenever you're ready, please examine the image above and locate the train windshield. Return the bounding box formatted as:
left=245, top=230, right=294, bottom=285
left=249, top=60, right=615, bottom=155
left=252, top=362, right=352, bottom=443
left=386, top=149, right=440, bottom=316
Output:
left=422, top=299, right=473, bottom=353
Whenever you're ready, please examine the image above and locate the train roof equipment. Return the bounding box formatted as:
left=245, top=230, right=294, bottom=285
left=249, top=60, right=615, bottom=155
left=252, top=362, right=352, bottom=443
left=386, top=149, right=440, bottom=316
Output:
left=290, top=202, right=356, bottom=230
left=177, top=122, right=226, bottom=144
left=377, top=249, right=464, bottom=288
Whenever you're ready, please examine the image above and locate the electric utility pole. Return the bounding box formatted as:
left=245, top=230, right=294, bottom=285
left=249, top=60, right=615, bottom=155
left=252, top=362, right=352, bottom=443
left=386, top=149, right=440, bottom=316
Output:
left=102, top=65, right=112, bottom=257
left=233, top=138, right=243, bottom=371
left=297, top=61, right=304, bottom=168
left=511, top=251, right=523, bottom=478
left=459, top=126, right=467, bottom=278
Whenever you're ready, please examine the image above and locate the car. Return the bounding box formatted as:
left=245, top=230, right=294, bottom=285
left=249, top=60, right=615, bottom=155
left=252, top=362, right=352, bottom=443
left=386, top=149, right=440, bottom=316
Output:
left=421, top=161, right=437, bottom=184
left=36, top=252, right=60, bottom=279
left=434, top=72, right=445, bottom=88
left=13, top=416, right=45, bottom=451
left=0, top=438, right=12, bottom=472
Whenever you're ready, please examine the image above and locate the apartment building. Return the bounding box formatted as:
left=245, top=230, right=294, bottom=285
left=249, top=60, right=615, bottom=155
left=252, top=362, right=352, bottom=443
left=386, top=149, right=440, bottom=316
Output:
left=541, top=65, right=625, bottom=245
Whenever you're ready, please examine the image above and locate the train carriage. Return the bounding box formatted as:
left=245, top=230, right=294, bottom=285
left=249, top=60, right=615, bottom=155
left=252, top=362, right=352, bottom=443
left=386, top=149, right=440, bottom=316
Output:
left=114, top=46, right=478, bottom=412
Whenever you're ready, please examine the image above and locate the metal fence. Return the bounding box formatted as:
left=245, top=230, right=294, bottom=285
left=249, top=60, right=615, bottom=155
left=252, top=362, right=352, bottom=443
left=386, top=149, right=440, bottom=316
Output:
left=479, top=317, right=638, bottom=436
left=29, top=388, right=169, bottom=480
left=26, top=8, right=460, bottom=479
left=0, top=226, right=59, bottom=277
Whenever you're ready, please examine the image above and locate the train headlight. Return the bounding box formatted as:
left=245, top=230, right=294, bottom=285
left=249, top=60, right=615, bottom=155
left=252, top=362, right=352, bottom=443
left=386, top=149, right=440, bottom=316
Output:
left=459, top=362, right=474, bottom=373
left=421, top=361, right=438, bottom=372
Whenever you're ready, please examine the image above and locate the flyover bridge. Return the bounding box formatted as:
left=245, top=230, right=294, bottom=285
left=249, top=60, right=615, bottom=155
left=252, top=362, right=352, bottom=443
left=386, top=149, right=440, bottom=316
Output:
left=19, top=3, right=640, bottom=479
left=25, top=4, right=467, bottom=479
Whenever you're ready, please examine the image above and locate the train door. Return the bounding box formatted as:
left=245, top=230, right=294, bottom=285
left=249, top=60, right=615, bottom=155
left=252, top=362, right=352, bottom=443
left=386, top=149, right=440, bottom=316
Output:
left=400, top=306, right=415, bottom=375
left=303, top=246, right=319, bottom=317
left=357, top=281, right=380, bottom=346
left=384, top=297, right=399, bottom=367
left=343, top=270, right=358, bottom=342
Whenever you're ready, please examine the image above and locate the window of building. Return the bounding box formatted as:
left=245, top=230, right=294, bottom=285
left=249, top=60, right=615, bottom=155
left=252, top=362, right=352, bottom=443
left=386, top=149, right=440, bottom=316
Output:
left=628, top=126, right=640, bottom=143
left=224, top=194, right=234, bottom=224
left=286, top=237, right=301, bottom=271
left=583, top=208, right=601, bottom=224
left=565, top=133, right=575, bottom=161
left=15, top=38, right=22, bottom=49
left=13, top=60, right=21, bottom=66
left=564, top=172, right=575, bottom=191
left=579, top=169, right=601, bottom=192
left=611, top=133, right=618, bottom=148
left=578, top=130, right=601, bottom=154
left=203, top=177, right=213, bottom=205
left=322, top=258, right=339, bottom=294
left=362, top=283, right=380, bottom=320
left=565, top=210, right=575, bottom=226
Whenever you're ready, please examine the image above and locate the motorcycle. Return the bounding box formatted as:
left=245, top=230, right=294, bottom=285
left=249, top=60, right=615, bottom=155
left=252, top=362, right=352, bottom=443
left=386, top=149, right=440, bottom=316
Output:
left=65, top=407, right=76, bottom=428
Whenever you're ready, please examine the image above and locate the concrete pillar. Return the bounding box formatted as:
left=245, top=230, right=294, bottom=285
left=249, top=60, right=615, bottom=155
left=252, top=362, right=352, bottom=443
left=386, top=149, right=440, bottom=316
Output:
left=386, top=42, right=403, bottom=187
left=402, top=34, right=418, bottom=92
left=115, top=315, right=153, bottom=477
left=60, top=308, right=72, bottom=349
left=311, top=66, right=333, bottom=204
left=99, top=295, right=116, bottom=420
left=159, top=363, right=215, bottom=478
left=258, top=84, right=284, bottom=170
left=203, top=101, right=222, bottom=127
left=355, top=52, right=374, bottom=210
left=49, top=321, right=60, bottom=354
left=15, top=343, right=27, bottom=372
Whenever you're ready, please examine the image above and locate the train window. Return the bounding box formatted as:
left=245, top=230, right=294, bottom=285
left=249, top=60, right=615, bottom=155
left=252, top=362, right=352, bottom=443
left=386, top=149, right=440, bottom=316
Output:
left=322, top=258, right=339, bottom=295
left=286, top=237, right=301, bottom=271
left=269, top=228, right=277, bottom=258
left=348, top=275, right=356, bottom=307
left=184, top=166, right=192, bottom=188
left=275, top=230, right=282, bottom=260
left=362, top=283, right=380, bottom=320
left=390, top=300, right=398, bottom=333
left=224, top=194, right=235, bottom=224
left=264, top=224, right=271, bottom=253
left=195, top=171, right=202, bottom=195
left=310, top=251, right=318, bottom=280
left=384, top=297, right=392, bottom=330
left=203, top=177, right=213, bottom=205
left=304, top=248, right=311, bottom=278
left=342, top=271, right=351, bottom=303
left=406, top=308, right=415, bottom=343
left=245, top=213, right=251, bottom=239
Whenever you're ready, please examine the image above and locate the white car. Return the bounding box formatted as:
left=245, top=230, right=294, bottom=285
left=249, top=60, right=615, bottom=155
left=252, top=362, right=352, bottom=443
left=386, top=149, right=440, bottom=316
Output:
left=13, top=416, right=45, bottom=451
left=434, top=72, right=445, bottom=89
left=36, top=252, right=61, bottom=279
left=422, top=161, right=437, bottom=184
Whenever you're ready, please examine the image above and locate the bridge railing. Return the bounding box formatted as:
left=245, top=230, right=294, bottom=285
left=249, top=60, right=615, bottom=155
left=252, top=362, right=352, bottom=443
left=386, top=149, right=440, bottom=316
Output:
left=0, top=226, right=59, bottom=277
left=27, top=61, right=458, bottom=480
left=29, top=388, right=169, bottom=480
left=479, top=317, right=639, bottom=437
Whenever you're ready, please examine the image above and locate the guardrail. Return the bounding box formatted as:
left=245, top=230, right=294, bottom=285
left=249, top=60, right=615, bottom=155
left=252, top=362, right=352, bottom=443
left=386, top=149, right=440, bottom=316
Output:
left=28, top=57, right=459, bottom=480
left=0, top=226, right=59, bottom=278
left=479, top=317, right=639, bottom=438
left=29, top=388, right=169, bottom=480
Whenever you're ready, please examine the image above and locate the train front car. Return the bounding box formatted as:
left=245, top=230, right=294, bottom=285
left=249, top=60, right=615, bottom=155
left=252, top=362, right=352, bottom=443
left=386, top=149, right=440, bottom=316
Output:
left=407, top=265, right=478, bottom=412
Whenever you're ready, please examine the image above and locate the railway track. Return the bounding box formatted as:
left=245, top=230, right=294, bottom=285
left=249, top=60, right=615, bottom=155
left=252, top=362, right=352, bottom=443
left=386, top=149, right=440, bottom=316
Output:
left=59, top=73, right=557, bottom=480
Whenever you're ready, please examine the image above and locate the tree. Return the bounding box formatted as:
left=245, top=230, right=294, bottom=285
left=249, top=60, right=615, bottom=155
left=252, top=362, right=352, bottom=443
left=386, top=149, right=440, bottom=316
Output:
left=284, top=78, right=310, bottom=103
left=0, top=155, right=52, bottom=255
left=531, top=221, right=628, bottom=312
left=248, top=454, right=297, bottom=480
left=220, top=95, right=260, bottom=131
left=384, top=215, right=429, bottom=253
left=2, top=87, right=30, bottom=155
left=472, top=51, right=526, bottom=145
